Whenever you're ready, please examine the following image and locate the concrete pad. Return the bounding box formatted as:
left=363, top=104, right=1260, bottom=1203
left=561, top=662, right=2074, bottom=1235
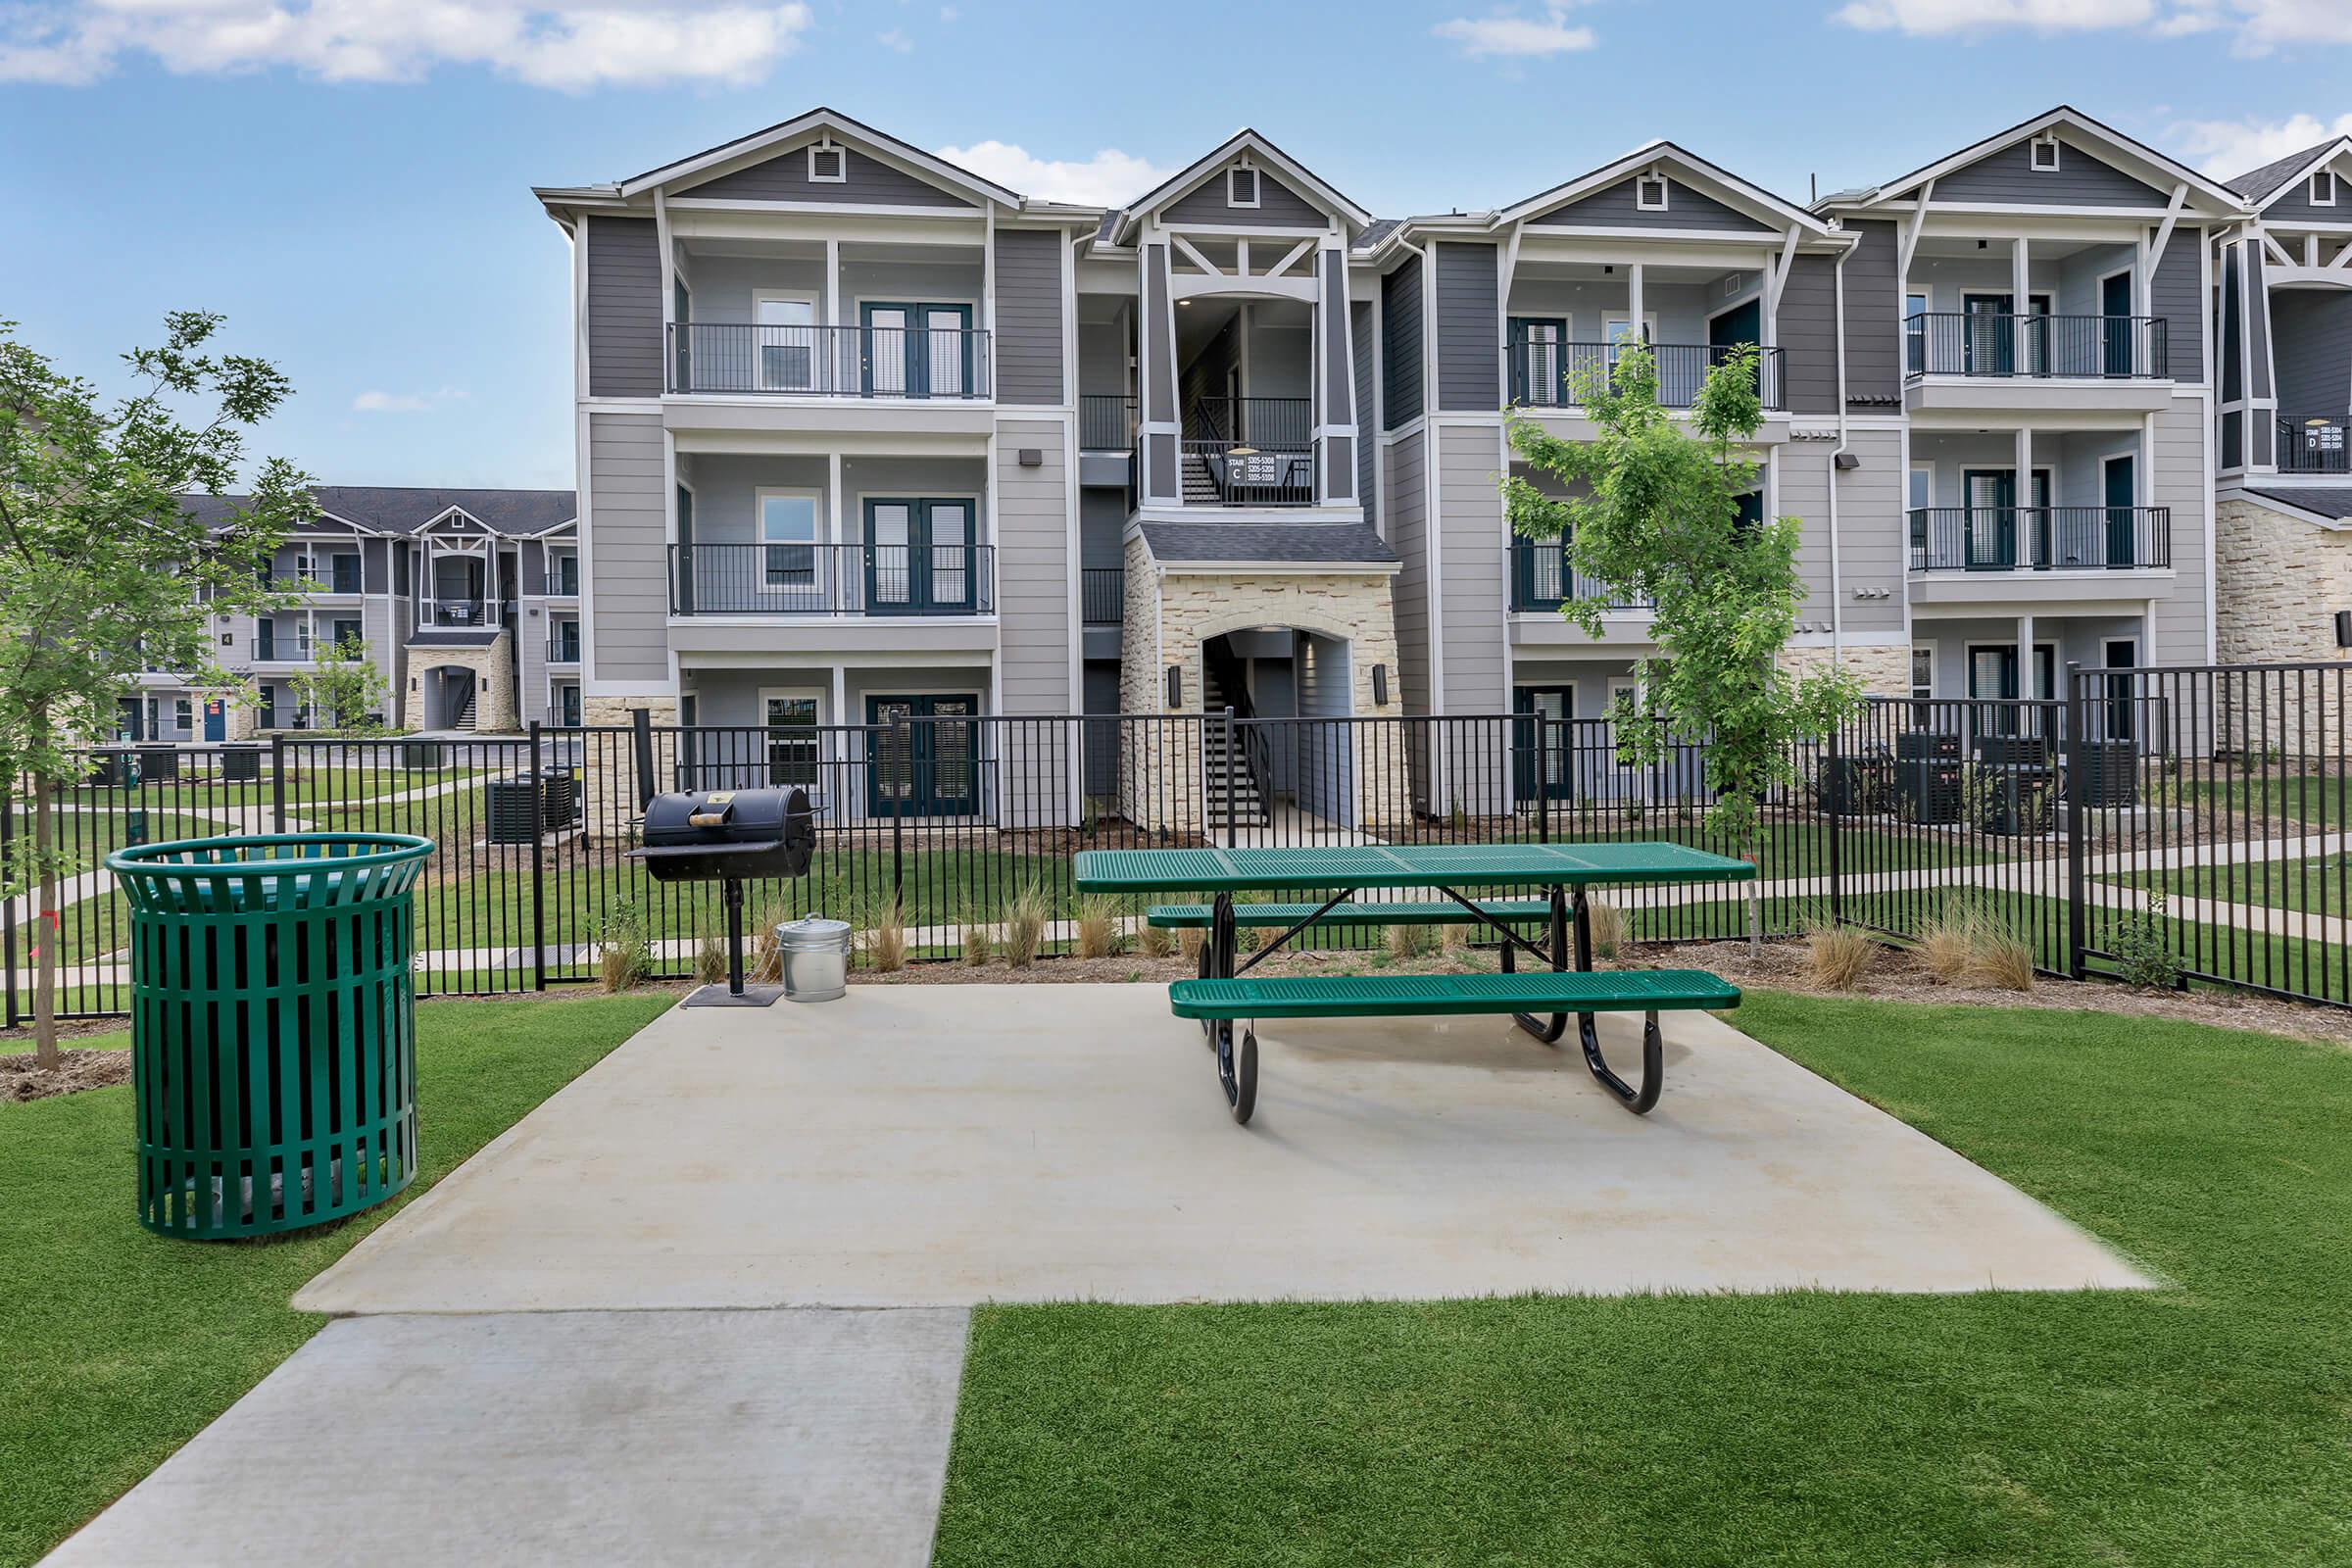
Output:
left=299, top=985, right=2149, bottom=1312
left=43, top=1308, right=967, bottom=1568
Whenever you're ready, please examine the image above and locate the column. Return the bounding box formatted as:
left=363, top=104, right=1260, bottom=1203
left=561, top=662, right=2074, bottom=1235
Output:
left=1137, top=240, right=1180, bottom=506
left=1317, top=244, right=1355, bottom=506
left=2015, top=426, right=2034, bottom=567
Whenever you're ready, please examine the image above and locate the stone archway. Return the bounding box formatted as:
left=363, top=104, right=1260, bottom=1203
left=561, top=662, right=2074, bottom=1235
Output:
left=406, top=637, right=517, bottom=734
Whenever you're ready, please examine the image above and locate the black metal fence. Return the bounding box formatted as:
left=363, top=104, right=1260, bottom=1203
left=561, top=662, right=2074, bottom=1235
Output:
left=1904, top=312, right=2168, bottom=379
left=10, top=665, right=2352, bottom=1020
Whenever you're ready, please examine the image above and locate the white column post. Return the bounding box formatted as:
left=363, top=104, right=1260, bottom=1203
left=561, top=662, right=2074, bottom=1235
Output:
left=2015, top=425, right=2034, bottom=567
left=1626, top=264, right=1645, bottom=342
left=2011, top=237, right=2032, bottom=374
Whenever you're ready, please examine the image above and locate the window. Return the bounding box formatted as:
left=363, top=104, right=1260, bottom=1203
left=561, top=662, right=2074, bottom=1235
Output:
left=2031, top=134, right=2062, bottom=172
left=560, top=684, right=581, bottom=727
left=2315, top=171, right=2339, bottom=207
left=550, top=550, right=579, bottom=596
left=332, top=619, right=361, bottom=651
left=1636, top=173, right=1670, bottom=211
left=1227, top=163, right=1259, bottom=209
left=807, top=143, right=846, bottom=183
left=297, top=618, right=315, bottom=657
left=1910, top=648, right=1935, bottom=726
left=759, top=490, right=821, bottom=592
left=764, top=695, right=820, bottom=787
left=755, top=294, right=818, bottom=391
left=173, top=697, right=192, bottom=734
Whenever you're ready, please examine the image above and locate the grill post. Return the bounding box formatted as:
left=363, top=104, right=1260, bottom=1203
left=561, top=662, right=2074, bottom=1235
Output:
left=631, top=708, right=657, bottom=813
left=724, top=875, right=747, bottom=998
left=270, top=733, right=287, bottom=832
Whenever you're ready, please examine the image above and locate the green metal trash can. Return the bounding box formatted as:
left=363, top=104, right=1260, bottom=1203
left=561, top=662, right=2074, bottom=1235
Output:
left=106, top=833, right=433, bottom=1240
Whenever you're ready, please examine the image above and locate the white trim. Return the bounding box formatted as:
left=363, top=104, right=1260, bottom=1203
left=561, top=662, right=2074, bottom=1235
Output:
left=807, top=141, right=847, bottom=184
left=1843, top=107, right=2245, bottom=214
left=615, top=109, right=1020, bottom=206
left=1227, top=161, right=1260, bottom=211
left=1493, top=140, right=1838, bottom=236
left=1635, top=172, right=1670, bottom=212
left=2315, top=170, right=2340, bottom=209
left=2030, top=133, right=2062, bottom=172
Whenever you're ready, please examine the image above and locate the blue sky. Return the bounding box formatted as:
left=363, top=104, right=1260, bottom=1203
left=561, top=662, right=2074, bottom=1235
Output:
left=4, top=0, right=2347, bottom=491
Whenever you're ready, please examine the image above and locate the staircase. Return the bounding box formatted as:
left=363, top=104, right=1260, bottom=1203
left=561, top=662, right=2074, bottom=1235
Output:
left=453, top=691, right=478, bottom=731
left=1181, top=448, right=1221, bottom=505
left=1200, top=661, right=1269, bottom=827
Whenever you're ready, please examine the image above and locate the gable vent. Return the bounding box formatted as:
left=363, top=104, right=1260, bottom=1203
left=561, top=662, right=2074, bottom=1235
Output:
left=808, top=143, right=847, bottom=183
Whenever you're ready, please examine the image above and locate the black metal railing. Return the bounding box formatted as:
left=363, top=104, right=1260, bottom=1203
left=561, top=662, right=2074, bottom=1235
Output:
left=666, top=542, right=995, bottom=616
left=1907, top=507, right=2172, bottom=572
left=666, top=322, right=994, bottom=399
left=1081, top=394, right=1137, bottom=452
left=1179, top=441, right=1317, bottom=507
left=2278, top=415, right=2352, bottom=474
left=419, top=598, right=497, bottom=629
left=1081, top=567, right=1125, bottom=625
left=548, top=631, right=581, bottom=663
left=1904, top=313, right=2168, bottom=380
left=1508, top=541, right=1654, bottom=612
left=1507, top=337, right=1786, bottom=411
left=1186, top=396, right=1312, bottom=449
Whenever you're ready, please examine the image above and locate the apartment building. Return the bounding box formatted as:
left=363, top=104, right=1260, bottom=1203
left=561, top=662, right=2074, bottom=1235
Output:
left=138, top=487, right=581, bottom=741
left=2211, top=134, right=2352, bottom=668
left=533, top=105, right=2242, bottom=818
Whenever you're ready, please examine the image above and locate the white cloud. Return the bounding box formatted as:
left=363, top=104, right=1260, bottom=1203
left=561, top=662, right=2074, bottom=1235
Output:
left=353, top=390, right=432, bottom=414
left=2171, top=111, right=2352, bottom=177
left=0, top=0, right=814, bottom=89
left=876, top=24, right=911, bottom=50
left=938, top=4, right=957, bottom=18
left=934, top=140, right=1177, bottom=208
left=1831, top=0, right=2352, bottom=50
left=1432, top=2, right=1597, bottom=58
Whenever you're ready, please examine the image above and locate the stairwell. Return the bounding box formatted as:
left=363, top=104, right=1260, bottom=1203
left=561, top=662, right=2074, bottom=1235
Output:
left=1200, top=658, right=1269, bottom=827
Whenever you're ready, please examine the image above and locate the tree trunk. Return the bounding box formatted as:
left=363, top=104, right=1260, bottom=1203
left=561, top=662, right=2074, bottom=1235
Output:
left=32, top=775, right=59, bottom=1069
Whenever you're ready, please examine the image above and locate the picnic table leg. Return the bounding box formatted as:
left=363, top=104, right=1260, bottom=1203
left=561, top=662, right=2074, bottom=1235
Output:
left=1509, top=882, right=1571, bottom=1045
left=1568, top=886, right=1663, bottom=1115
left=1207, top=892, right=1256, bottom=1125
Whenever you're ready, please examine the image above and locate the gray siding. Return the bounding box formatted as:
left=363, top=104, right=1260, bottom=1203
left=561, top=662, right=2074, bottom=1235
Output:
left=2149, top=228, right=2204, bottom=384
left=2245, top=248, right=2274, bottom=399
left=1531, top=175, right=1773, bottom=232
left=585, top=216, right=662, bottom=399
left=1386, top=430, right=1430, bottom=715
left=1162, top=167, right=1326, bottom=227
left=1434, top=242, right=1500, bottom=412
left=1351, top=300, right=1377, bottom=531
left=689, top=143, right=975, bottom=208
left=2258, top=162, right=2349, bottom=224
left=1294, top=632, right=1355, bottom=825
left=993, top=227, right=1065, bottom=406
left=585, top=412, right=667, bottom=683
left=2147, top=402, right=2211, bottom=664
left=1841, top=220, right=1899, bottom=405
left=1778, top=255, right=1839, bottom=416
left=1931, top=137, right=2166, bottom=208
left=1382, top=263, right=1424, bottom=428
left=2275, top=290, right=2352, bottom=414
left=995, top=419, right=1072, bottom=715
left=1778, top=430, right=1903, bottom=637
left=1436, top=423, right=1506, bottom=715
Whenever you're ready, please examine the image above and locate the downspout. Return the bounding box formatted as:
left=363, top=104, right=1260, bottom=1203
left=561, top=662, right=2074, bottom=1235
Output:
left=1828, top=239, right=1852, bottom=665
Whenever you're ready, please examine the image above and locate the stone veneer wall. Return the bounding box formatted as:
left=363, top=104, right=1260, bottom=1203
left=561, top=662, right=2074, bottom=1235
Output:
left=1777, top=643, right=1911, bottom=699
left=402, top=634, right=518, bottom=735
left=2214, top=497, right=2352, bottom=754
left=579, top=693, right=679, bottom=846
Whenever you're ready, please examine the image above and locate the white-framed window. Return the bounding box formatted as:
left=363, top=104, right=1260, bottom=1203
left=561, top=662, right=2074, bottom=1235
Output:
left=173, top=697, right=192, bottom=733
left=754, top=291, right=819, bottom=392
left=807, top=142, right=846, bottom=183
left=758, top=488, right=822, bottom=595
left=1636, top=172, right=1670, bottom=211
left=1227, top=163, right=1259, bottom=209
left=2314, top=170, right=2339, bottom=207
left=2031, top=133, right=2062, bottom=172
left=761, top=691, right=823, bottom=787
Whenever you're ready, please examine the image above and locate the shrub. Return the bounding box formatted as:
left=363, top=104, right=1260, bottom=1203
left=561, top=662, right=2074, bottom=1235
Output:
left=1969, top=926, right=2036, bottom=992
left=1176, top=926, right=1203, bottom=963
left=1804, top=917, right=1875, bottom=991
left=2111, top=891, right=2183, bottom=991
left=597, top=899, right=653, bottom=992
left=863, top=897, right=906, bottom=973
left=1918, top=898, right=1980, bottom=984
left=1002, top=883, right=1049, bottom=968
left=1584, top=897, right=1624, bottom=961
left=749, top=902, right=788, bottom=983
left=693, top=935, right=727, bottom=986
left=958, top=899, right=994, bottom=967
left=1138, top=922, right=1172, bottom=958
left=1385, top=923, right=1431, bottom=960
left=1438, top=922, right=1468, bottom=958
left=1076, top=895, right=1125, bottom=959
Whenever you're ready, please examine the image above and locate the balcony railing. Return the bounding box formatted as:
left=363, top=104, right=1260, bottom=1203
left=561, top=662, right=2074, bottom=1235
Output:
left=1507, top=337, right=1786, bottom=411
left=1907, top=507, right=2172, bottom=572
left=2279, top=416, right=2351, bottom=474
left=418, top=598, right=498, bottom=629
left=548, top=632, right=581, bottom=663
left=1508, top=541, right=1653, bottom=612
left=1081, top=567, right=1124, bottom=625
left=1904, top=314, right=2169, bottom=380
left=667, top=322, right=993, bottom=400
left=668, top=543, right=995, bottom=617
left=1179, top=396, right=1317, bottom=507
left=1081, top=395, right=1136, bottom=452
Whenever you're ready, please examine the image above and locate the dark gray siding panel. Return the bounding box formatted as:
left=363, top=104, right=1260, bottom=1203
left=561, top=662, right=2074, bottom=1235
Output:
left=586, top=216, right=662, bottom=399
left=2245, top=248, right=2274, bottom=400
left=1351, top=300, right=1377, bottom=530
left=1778, top=255, right=1838, bottom=416
left=361, top=538, right=390, bottom=595
left=1162, top=166, right=1327, bottom=227
left=993, top=227, right=1065, bottom=405
left=1382, top=263, right=1424, bottom=428
left=690, top=144, right=974, bottom=207
left=1531, top=176, right=1773, bottom=232
left=2274, top=291, right=2352, bottom=414
left=2258, top=165, right=2348, bottom=224
left=1434, top=242, right=1499, bottom=411
left=2149, top=229, right=2204, bottom=384
left=1931, top=138, right=2166, bottom=208
left=1840, top=220, right=1899, bottom=405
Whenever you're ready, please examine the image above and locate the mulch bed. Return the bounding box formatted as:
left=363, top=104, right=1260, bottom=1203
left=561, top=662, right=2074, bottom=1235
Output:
left=1, top=1048, right=133, bottom=1103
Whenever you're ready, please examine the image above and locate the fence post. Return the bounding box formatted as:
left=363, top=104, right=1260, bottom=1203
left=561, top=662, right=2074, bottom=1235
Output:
left=270, top=732, right=287, bottom=832
left=2065, top=661, right=2088, bottom=981
left=1221, top=706, right=1237, bottom=849
left=2, top=789, right=17, bottom=1029
left=1827, top=716, right=1844, bottom=926
left=1538, top=720, right=1551, bottom=845
left=528, top=721, right=547, bottom=992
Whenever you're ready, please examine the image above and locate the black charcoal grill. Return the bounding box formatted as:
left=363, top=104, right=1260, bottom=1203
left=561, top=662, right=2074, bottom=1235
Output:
left=628, top=786, right=816, bottom=1006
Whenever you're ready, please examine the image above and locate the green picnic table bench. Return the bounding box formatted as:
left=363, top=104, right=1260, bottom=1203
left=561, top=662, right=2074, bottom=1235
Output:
left=1073, top=842, right=1752, bottom=1126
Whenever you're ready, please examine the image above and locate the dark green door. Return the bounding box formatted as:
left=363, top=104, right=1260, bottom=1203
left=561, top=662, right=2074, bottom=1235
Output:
left=1511, top=686, right=1574, bottom=802
left=864, top=499, right=976, bottom=614
left=2103, top=455, right=2136, bottom=567
left=861, top=303, right=973, bottom=398
left=1709, top=299, right=1763, bottom=402
left=1962, top=469, right=2018, bottom=567
left=2101, top=272, right=2133, bottom=376
left=867, top=695, right=980, bottom=817
left=1963, top=293, right=2014, bottom=376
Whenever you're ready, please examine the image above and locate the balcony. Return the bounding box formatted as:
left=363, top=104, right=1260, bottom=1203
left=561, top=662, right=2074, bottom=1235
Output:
left=1507, top=338, right=1786, bottom=412
left=417, top=598, right=501, bottom=630
left=1181, top=397, right=1316, bottom=508
left=1081, top=395, right=1136, bottom=452
left=1908, top=507, right=2171, bottom=572
left=1508, top=541, right=1653, bottom=612
left=668, top=543, right=995, bottom=617
left=666, top=323, right=992, bottom=400
left=2279, top=416, right=2351, bottom=474
left=548, top=630, right=581, bottom=664
left=1905, top=314, right=2167, bottom=381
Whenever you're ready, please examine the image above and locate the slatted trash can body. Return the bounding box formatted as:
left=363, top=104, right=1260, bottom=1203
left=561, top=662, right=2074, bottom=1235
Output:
left=107, top=833, right=432, bottom=1240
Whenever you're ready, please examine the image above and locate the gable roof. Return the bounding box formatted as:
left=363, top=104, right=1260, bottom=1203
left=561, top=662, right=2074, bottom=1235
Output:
left=187, top=487, right=577, bottom=540
left=2230, top=137, right=2352, bottom=208
left=1494, top=140, right=1835, bottom=235
left=1830, top=106, right=2244, bottom=215
left=612, top=106, right=1021, bottom=207
left=1108, top=128, right=1371, bottom=246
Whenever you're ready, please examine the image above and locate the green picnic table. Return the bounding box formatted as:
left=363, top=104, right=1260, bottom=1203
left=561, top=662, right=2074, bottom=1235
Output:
left=1072, top=842, right=1753, bottom=1124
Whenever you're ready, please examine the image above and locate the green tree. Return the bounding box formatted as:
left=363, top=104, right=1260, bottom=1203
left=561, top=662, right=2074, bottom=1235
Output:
left=0, top=314, right=312, bottom=1066
left=292, top=635, right=390, bottom=735
left=1501, top=338, right=1862, bottom=857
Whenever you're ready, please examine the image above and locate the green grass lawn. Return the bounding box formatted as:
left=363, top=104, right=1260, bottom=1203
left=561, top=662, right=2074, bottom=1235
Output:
left=2110, top=853, right=2352, bottom=916
left=0, top=992, right=672, bottom=1568
left=934, top=993, right=2352, bottom=1566
left=2179, top=771, right=2351, bottom=829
